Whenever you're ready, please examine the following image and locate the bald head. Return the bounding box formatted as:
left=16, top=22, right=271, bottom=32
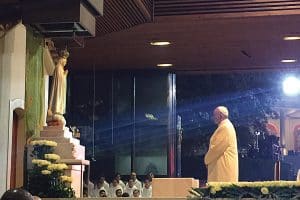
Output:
left=213, top=106, right=229, bottom=124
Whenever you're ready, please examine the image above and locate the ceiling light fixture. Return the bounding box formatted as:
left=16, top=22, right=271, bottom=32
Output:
left=150, top=41, right=171, bottom=46
left=284, top=36, right=300, bottom=41
left=281, top=59, right=297, bottom=63
left=157, top=63, right=173, bottom=67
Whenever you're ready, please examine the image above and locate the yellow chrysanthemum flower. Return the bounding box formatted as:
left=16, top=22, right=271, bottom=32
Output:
left=47, top=163, right=68, bottom=171
left=45, top=154, right=60, bottom=161
left=41, top=170, right=51, bottom=175
left=60, top=175, right=72, bottom=183
left=261, top=187, right=269, bottom=195
left=45, top=141, right=57, bottom=147
left=30, top=140, right=57, bottom=147
left=210, top=187, right=216, bottom=195
left=214, top=185, right=222, bottom=192
left=32, top=159, right=51, bottom=167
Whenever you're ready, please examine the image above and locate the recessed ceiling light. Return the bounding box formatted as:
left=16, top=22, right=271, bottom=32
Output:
left=157, top=63, right=173, bottom=67
left=281, top=59, right=297, bottom=63
left=150, top=41, right=171, bottom=46
left=284, top=36, right=300, bottom=41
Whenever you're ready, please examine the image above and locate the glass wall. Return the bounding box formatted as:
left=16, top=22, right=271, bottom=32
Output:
left=176, top=71, right=297, bottom=181
left=113, top=73, right=133, bottom=175
left=67, top=71, right=176, bottom=180
left=134, top=73, right=170, bottom=175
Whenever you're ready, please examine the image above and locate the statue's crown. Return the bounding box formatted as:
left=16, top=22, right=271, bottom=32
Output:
left=58, top=49, right=70, bottom=59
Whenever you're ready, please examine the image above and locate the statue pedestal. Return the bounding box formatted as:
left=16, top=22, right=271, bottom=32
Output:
left=30, top=125, right=89, bottom=197
left=40, top=126, right=85, bottom=160
left=59, top=159, right=90, bottom=197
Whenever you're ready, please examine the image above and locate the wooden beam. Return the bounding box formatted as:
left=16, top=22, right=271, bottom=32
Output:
left=82, top=0, right=104, bottom=16
left=133, top=0, right=153, bottom=21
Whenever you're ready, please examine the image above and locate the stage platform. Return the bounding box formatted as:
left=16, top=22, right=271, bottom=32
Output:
left=152, top=178, right=199, bottom=198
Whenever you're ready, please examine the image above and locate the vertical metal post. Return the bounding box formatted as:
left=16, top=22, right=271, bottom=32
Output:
left=131, top=76, right=136, bottom=172
left=275, top=109, right=285, bottom=180
left=280, top=109, right=285, bottom=149
left=112, top=73, right=114, bottom=145
left=167, top=73, right=176, bottom=177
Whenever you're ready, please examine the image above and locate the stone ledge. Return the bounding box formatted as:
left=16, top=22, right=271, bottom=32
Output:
left=43, top=125, right=64, bottom=131
left=59, top=159, right=90, bottom=166
left=38, top=136, right=80, bottom=145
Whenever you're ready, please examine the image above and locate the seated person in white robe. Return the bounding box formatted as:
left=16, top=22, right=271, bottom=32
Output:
left=127, top=172, right=142, bottom=191
left=94, top=176, right=109, bottom=196
left=146, top=172, right=155, bottom=183
left=115, top=189, right=123, bottom=197
left=124, top=179, right=138, bottom=197
left=110, top=173, right=126, bottom=189
left=141, top=179, right=152, bottom=197
left=86, top=180, right=95, bottom=197
left=108, top=179, right=123, bottom=197
left=99, top=188, right=107, bottom=197
left=133, top=189, right=141, bottom=198
left=297, top=169, right=300, bottom=181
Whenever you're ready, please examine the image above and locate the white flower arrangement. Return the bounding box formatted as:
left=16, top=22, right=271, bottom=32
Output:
left=31, top=140, right=57, bottom=147
left=44, top=154, right=60, bottom=161
left=32, top=159, right=51, bottom=167
left=47, top=163, right=68, bottom=171
left=60, top=175, right=72, bottom=183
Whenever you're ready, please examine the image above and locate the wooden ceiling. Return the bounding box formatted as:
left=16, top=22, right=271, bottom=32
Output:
left=96, top=0, right=152, bottom=36
left=66, top=1, right=300, bottom=72
left=154, top=0, right=300, bottom=16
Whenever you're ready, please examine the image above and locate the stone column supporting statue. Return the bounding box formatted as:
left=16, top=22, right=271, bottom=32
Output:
left=46, top=49, right=69, bottom=126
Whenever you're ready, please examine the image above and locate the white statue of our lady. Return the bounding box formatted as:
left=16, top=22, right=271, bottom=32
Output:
left=47, top=49, right=69, bottom=126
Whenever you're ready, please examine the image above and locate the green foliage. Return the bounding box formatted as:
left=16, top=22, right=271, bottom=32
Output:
left=190, top=182, right=300, bottom=199
left=31, top=145, right=54, bottom=159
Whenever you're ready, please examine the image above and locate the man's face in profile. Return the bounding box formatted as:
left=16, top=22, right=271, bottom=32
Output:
left=213, top=109, right=220, bottom=124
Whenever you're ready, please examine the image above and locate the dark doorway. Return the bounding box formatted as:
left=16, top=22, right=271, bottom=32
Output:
left=10, top=111, right=18, bottom=188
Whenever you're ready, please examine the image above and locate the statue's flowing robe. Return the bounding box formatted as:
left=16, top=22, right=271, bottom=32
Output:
left=204, top=119, right=239, bottom=182
left=47, top=64, right=67, bottom=118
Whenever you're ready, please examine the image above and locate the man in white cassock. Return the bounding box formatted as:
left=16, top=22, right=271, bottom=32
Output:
left=108, top=179, right=123, bottom=197
left=127, top=172, right=142, bottom=191
left=141, top=179, right=152, bottom=198
left=204, top=106, right=239, bottom=182
left=124, top=179, right=138, bottom=197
